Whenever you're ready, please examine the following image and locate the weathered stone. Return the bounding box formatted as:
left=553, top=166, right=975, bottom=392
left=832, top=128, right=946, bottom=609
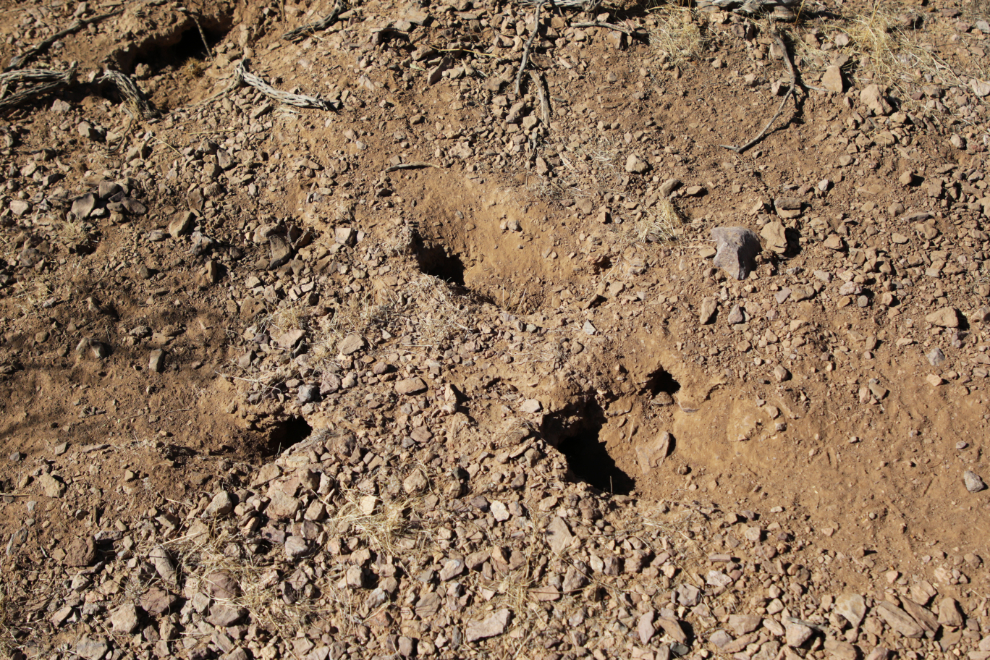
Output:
left=699, top=297, right=717, bottom=325
left=206, top=602, right=247, bottom=627
left=71, top=193, right=96, bottom=218
left=729, top=614, right=763, bottom=636
left=465, top=609, right=511, bottom=642
left=75, top=636, right=109, bottom=660
left=835, top=593, right=866, bottom=628
left=876, top=601, right=924, bottom=637
left=203, top=570, right=241, bottom=599
left=625, top=154, right=650, bottom=174
left=546, top=517, right=574, bottom=554
left=395, top=378, right=428, bottom=395
left=964, top=471, right=986, bottom=493
left=338, top=333, right=364, bottom=355
left=111, top=603, right=141, bottom=634
left=712, top=227, right=761, bottom=280
left=926, top=307, right=960, bottom=328
left=204, top=491, right=234, bottom=518
left=937, top=597, right=964, bottom=627
left=64, top=536, right=95, bottom=567
left=822, top=64, right=844, bottom=92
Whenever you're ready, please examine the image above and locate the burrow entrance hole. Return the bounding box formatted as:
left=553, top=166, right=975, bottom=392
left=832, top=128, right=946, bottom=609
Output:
left=542, top=398, right=635, bottom=495
left=260, top=415, right=313, bottom=458
left=415, top=239, right=466, bottom=286
left=117, top=18, right=233, bottom=75
left=645, top=366, right=680, bottom=398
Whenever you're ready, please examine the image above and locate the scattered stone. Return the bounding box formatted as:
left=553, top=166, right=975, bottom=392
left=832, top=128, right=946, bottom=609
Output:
left=711, top=227, right=761, bottom=280
left=110, top=603, right=140, bottom=634
left=204, top=491, right=234, bottom=518
left=926, top=307, right=960, bottom=328
left=835, top=593, right=866, bottom=627
left=395, top=377, right=428, bottom=395
left=338, top=333, right=364, bottom=355
left=465, top=609, right=511, bottom=642
left=625, top=154, right=650, bottom=174
left=876, top=601, right=924, bottom=638
left=64, top=536, right=95, bottom=567
left=699, top=297, right=717, bottom=325
left=822, top=64, right=844, bottom=92
left=964, top=470, right=986, bottom=492
left=75, top=636, right=109, bottom=660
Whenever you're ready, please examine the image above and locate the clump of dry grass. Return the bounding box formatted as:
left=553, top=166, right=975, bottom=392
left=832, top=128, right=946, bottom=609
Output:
left=648, top=7, right=709, bottom=67
left=634, top=197, right=682, bottom=243
left=844, top=2, right=909, bottom=86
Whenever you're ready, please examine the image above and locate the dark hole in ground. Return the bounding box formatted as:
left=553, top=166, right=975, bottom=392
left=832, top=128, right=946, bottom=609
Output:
left=415, top=239, right=466, bottom=286
left=262, top=415, right=313, bottom=458
left=119, top=18, right=232, bottom=74
left=542, top=398, right=635, bottom=495
left=412, top=231, right=468, bottom=286
left=645, top=366, right=681, bottom=398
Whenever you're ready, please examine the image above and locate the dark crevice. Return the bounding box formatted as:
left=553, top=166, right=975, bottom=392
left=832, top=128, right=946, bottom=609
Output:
left=542, top=397, right=634, bottom=495
left=261, top=415, right=313, bottom=458
left=645, top=366, right=681, bottom=398
left=415, top=239, right=466, bottom=286
left=114, top=17, right=233, bottom=74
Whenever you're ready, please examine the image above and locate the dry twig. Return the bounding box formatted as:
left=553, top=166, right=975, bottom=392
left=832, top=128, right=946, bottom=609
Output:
left=530, top=71, right=550, bottom=124
left=236, top=60, right=337, bottom=110
left=0, top=65, right=76, bottom=114
left=100, top=68, right=159, bottom=120
left=282, top=0, right=346, bottom=42
left=5, top=8, right=123, bottom=71
left=571, top=21, right=639, bottom=37
left=384, top=162, right=440, bottom=172
left=515, top=1, right=545, bottom=97
left=720, top=32, right=794, bottom=153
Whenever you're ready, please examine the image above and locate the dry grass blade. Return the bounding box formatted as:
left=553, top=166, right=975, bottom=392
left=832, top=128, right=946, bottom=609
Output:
left=648, top=6, right=708, bottom=67
left=634, top=197, right=682, bottom=243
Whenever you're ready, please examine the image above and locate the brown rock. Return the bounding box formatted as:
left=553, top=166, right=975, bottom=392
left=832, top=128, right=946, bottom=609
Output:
left=926, top=307, right=960, bottom=328
left=876, top=602, right=924, bottom=638
left=64, top=536, right=95, bottom=567
left=937, top=597, right=964, bottom=627
left=395, top=378, right=428, bottom=395
left=465, top=609, right=511, bottom=642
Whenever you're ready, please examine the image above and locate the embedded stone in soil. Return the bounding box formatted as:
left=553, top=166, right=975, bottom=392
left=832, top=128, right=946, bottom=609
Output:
left=542, top=398, right=635, bottom=495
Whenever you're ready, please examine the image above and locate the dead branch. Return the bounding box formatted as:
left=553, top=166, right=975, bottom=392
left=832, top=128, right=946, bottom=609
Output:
left=515, top=1, right=545, bottom=98
left=0, top=65, right=76, bottom=114
left=530, top=71, right=549, bottom=124
left=5, top=8, right=123, bottom=71
left=236, top=61, right=338, bottom=111
left=720, top=32, right=795, bottom=154
left=100, top=68, right=159, bottom=120
left=570, top=22, right=639, bottom=37
left=282, top=0, right=346, bottom=43
left=384, top=162, right=440, bottom=172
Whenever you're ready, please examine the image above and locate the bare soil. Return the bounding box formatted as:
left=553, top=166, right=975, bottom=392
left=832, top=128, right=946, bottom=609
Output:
left=1, top=0, right=990, bottom=658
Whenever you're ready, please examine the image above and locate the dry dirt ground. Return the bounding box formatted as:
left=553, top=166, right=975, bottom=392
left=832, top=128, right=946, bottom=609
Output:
left=1, top=0, right=990, bottom=658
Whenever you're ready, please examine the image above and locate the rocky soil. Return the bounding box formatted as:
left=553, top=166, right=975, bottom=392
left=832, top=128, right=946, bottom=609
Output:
left=1, top=0, right=990, bottom=659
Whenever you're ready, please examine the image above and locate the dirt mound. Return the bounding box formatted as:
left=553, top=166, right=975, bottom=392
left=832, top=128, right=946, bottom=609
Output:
left=1, top=0, right=990, bottom=658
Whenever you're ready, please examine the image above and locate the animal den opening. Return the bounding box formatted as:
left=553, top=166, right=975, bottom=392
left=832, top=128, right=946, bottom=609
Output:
left=116, top=17, right=232, bottom=75
left=258, top=414, right=313, bottom=459
left=542, top=398, right=635, bottom=495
